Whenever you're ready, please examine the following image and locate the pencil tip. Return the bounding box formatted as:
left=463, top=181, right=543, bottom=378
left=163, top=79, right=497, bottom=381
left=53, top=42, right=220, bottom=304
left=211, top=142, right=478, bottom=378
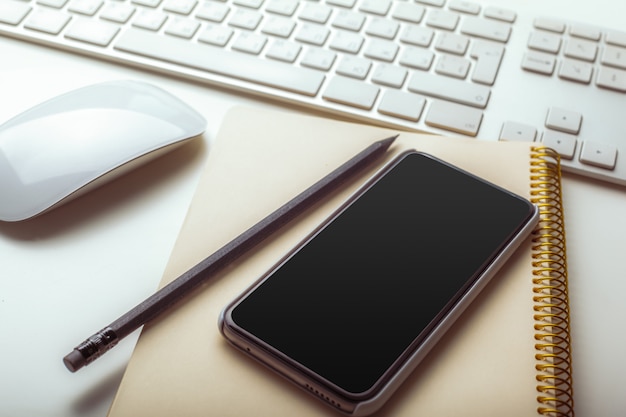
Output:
left=378, top=134, right=399, bottom=150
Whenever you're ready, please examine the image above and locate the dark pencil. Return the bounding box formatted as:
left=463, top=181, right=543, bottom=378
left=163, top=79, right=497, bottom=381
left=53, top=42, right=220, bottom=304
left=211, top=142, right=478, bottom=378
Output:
left=63, top=134, right=398, bottom=372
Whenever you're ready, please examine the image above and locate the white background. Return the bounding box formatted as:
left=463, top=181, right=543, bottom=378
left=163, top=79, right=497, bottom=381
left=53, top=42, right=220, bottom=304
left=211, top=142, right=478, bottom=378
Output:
left=1, top=0, right=625, bottom=416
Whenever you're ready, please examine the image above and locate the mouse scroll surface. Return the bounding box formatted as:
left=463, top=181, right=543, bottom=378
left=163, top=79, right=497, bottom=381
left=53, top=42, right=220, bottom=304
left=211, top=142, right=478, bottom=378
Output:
left=0, top=81, right=206, bottom=222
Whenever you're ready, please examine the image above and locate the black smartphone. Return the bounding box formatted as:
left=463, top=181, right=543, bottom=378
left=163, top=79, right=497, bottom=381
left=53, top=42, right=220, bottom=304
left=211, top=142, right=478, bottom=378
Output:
left=219, top=151, right=539, bottom=416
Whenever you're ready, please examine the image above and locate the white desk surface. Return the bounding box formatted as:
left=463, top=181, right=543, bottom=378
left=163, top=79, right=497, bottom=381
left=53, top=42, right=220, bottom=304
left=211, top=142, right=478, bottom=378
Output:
left=1, top=0, right=625, bottom=416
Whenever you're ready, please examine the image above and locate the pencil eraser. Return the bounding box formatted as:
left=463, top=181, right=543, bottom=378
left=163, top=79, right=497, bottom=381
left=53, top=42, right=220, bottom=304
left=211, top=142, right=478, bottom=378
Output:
left=63, top=349, right=85, bottom=373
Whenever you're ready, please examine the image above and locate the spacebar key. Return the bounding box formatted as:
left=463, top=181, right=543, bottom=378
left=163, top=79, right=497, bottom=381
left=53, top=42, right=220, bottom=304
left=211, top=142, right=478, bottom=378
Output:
left=114, top=28, right=325, bottom=96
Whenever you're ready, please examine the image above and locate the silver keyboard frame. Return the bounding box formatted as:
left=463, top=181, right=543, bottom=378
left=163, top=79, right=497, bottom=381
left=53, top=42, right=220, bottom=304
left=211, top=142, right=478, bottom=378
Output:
left=1, top=0, right=625, bottom=186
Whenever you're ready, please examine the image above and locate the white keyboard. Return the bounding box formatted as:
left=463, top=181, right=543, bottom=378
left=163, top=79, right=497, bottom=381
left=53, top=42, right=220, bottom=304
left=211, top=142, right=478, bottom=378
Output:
left=1, top=0, right=625, bottom=186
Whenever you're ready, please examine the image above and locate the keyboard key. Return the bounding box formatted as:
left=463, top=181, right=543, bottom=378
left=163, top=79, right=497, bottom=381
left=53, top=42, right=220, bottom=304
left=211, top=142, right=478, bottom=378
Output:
left=399, top=46, right=434, bottom=70
left=579, top=141, right=618, bottom=170
left=298, top=3, right=331, bottom=24
left=541, top=130, right=577, bottom=160
left=198, top=24, right=233, bottom=46
left=265, top=0, right=298, bottom=16
left=377, top=90, right=425, bottom=121
left=332, top=10, right=365, bottom=32
left=64, top=17, right=119, bottom=45
left=399, top=24, right=433, bottom=47
left=363, top=38, right=398, bottom=61
left=68, top=0, right=103, bottom=16
left=391, top=3, right=424, bottom=23
left=326, top=0, right=355, bottom=8
left=528, top=31, right=561, bottom=54
left=415, top=0, right=444, bottom=6
left=365, top=17, right=399, bottom=39
left=533, top=18, right=565, bottom=33
left=483, top=6, right=516, bottom=23
left=301, top=47, right=336, bottom=70
left=470, top=42, right=504, bottom=85
left=195, top=2, right=229, bottom=22
left=0, top=0, right=31, bottom=25
left=266, top=39, right=301, bottom=62
left=37, top=0, right=68, bottom=8
left=100, top=2, right=135, bottom=23
left=425, top=99, right=483, bottom=136
left=164, top=0, right=197, bottom=14
left=228, top=8, right=262, bottom=29
left=601, top=45, right=626, bottom=70
left=558, top=59, right=593, bottom=84
left=460, top=16, right=510, bottom=42
left=132, top=0, right=161, bottom=7
left=322, top=76, right=379, bottom=109
left=426, top=10, right=459, bottom=31
left=471, top=53, right=502, bottom=85
left=596, top=66, right=626, bottom=92
left=545, top=107, right=582, bottom=134
left=448, top=0, right=480, bottom=15
left=132, top=10, right=167, bottom=30
left=521, top=51, right=556, bottom=75
left=115, top=27, right=325, bottom=96
left=261, top=15, right=296, bottom=37
left=329, top=30, right=363, bottom=54
left=371, top=63, right=407, bottom=87
left=165, top=17, right=200, bottom=38
left=336, top=56, right=371, bottom=79
left=564, top=38, right=598, bottom=62
left=232, top=32, right=267, bottom=54
left=499, top=121, right=537, bottom=142
left=435, top=32, right=469, bottom=55
left=606, top=30, right=626, bottom=48
left=358, top=0, right=391, bottom=16
left=295, top=23, right=329, bottom=46
left=407, top=71, right=490, bottom=108
left=435, top=54, right=470, bottom=79
left=24, top=8, right=70, bottom=34
left=569, top=24, right=601, bottom=41
left=233, top=0, right=263, bottom=9
left=469, top=39, right=504, bottom=58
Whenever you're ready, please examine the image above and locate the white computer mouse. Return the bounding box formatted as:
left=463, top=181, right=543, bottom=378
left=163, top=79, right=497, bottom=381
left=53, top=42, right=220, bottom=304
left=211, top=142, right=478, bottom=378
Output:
left=0, top=80, right=207, bottom=222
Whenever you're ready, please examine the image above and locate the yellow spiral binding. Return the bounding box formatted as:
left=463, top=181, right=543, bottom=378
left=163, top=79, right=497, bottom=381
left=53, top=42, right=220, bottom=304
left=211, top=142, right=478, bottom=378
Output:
left=529, top=147, right=574, bottom=417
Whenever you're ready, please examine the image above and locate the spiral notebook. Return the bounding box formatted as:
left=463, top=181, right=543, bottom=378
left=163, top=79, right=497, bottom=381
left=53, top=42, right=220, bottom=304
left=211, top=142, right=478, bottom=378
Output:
left=107, top=106, right=573, bottom=417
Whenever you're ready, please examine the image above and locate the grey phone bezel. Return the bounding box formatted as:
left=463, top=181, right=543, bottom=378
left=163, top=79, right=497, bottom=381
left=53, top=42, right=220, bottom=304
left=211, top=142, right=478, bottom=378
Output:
left=219, top=150, right=540, bottom=416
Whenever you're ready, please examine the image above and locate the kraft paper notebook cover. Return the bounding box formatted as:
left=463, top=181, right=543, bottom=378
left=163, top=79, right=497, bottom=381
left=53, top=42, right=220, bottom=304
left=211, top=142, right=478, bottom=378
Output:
left=108, top=106, right=573, bottom=417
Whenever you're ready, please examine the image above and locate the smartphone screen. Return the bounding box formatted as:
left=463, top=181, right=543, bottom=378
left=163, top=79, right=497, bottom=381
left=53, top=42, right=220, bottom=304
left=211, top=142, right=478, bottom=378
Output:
left=221, top=151, right=538, bottom=414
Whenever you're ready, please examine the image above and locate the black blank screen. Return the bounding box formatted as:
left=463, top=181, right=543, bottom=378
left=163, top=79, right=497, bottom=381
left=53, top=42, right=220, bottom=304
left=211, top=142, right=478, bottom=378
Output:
left=231, top=152, right=533, bottom=396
